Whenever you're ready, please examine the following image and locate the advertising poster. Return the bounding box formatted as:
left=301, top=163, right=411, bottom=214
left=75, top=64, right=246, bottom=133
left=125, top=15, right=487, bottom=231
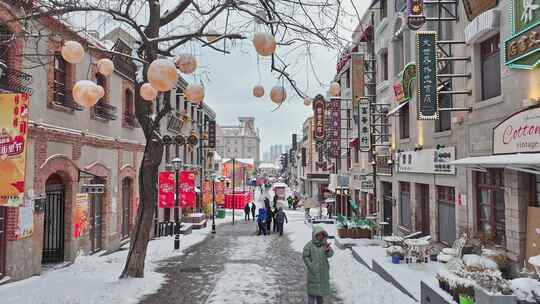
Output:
left=216, top=181, right=225, bottom=205
left=16, top=200, right=34, bottom=239
left=0, top=93, right=29, bottom=207
left=158, top=171, right=174, bottom=208
left=73, top=193, right=89, bottom=239
left=179, top=171, right=196, bottom=208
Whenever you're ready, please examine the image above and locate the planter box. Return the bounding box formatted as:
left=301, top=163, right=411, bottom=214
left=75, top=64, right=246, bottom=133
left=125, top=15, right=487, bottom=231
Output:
left=474, top=287, right=516, bottom=304
left=337, top=228, right=372, bottom=239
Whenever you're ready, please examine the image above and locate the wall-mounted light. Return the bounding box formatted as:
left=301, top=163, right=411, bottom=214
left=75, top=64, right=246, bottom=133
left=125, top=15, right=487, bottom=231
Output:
left=436, top=144, right=446, bottom=150
left=414, top=144, right=423, bottom=151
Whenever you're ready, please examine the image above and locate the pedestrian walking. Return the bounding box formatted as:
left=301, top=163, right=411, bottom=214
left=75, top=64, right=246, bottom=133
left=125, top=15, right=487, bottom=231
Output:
left=266, top=206, right=273, bottom=233
left=256, top=207, right=267, bottom=235
left=244, top=203, right=250, bottom=221
left=273, top=195, right=278, bottom=209
left=272, top=206, right=279, bottom=233
left=250, top=202, right=256, bottom=221
left=275, top=207, right=288, bottom=236
left=287, top=196, right=293, bottom=209
left=303, top=226, right=334, bottom=304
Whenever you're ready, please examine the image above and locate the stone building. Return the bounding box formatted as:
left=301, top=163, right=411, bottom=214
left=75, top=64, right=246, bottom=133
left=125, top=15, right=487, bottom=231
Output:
left=0, top=3, right=145, bottom=282
left=215, top=117, right=261, bottom=164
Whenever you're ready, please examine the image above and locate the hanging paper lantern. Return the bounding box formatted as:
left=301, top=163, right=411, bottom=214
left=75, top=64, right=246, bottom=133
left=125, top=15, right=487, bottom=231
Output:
left=185, top=84, right=205, bottom=104
left=61, top=40, right=85, bottom=64
left=270, top=86, right=287, bottom=104
left=95, top=85, right=105, bottom=99
left=206, top=29, right=220, bottom=43
left=252, top=33, right=276, bottom=57
left=253, top=85, right=265, bottom=98
left=97, top=58, right=114, bottom=76
left=140, top=83, right=158, bottom=101
left=147, top=59, right=178, bottom=92
left=304, top=97, right=312, bottom=106
left=175, top=54, right=197, bottom=75
left=72, top=80, right=100, bottom=107
left=329, top=81, right=341, bottom=97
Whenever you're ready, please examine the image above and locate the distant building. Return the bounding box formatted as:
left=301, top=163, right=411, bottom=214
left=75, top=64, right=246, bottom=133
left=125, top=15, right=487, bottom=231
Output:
left=267, top=144, right=291, bottom=164
left=216, top=117, right=260, bottom=163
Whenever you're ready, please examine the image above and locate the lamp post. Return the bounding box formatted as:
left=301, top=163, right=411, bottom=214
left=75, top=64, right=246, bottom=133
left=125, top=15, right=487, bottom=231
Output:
left=172, top=157, right=182, bottom=250
left=211, top=173, right=216, bottom=234
left=232, top=157, right=236, bottom=225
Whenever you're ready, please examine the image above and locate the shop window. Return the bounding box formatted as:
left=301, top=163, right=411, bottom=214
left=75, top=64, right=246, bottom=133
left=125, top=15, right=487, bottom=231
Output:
left=480, top=34, right=501, bottom=101
left=435, top=93, right=452, bottom=132
left=399, top=102, right=410, bottom=139
left=437, top=186, right=456, bottom=245
left=123, top=89, right=135, bottom=127
left=476, top=169, right=505, bottom=245
left=400, top=182, right=412, bottom=229
left=53, top=53, right=69, bottom=105
left=381, top=50, right=389, bottom=81
left=394, top=33, right=404, bottom=75
left=380, top=0, right=387, bottom=20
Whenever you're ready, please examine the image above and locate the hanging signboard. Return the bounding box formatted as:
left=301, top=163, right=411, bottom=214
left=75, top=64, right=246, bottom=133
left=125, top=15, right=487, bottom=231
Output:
left=416, top=32, right=439, bottom=120
left=158, top=171, right=175, bottom=208
left=73, top=193, right=89, bottom=239
left=493, top=106, right=540, bottom=154
left=179, top=171, right=196, bottom=208
left=351, top=53, right=365, bottom=103
left=313, top=95, right=326, bottom=141
left=401, top=63, right=417, bottom=101
left=462, top=0, right=498, bottom=21
left=329, top=98, right=341, bottom=158
left=397, top=147, right=456, bottom=174
left=505, top=0, right=540, bottom=69
left=407, top=0, right=426, bottom=30
left=208, top=120, right=216, bottom=149
left=393, top=82, right=405, bottom=103
left=0, top=94, right=29, bottom=207
left=359, top=101, right=371, bottom=152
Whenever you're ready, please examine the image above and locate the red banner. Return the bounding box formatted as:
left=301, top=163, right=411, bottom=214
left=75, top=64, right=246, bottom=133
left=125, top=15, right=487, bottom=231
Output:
left=158, top=172, right=174, bottom=208
left=215, top=181, right=225, bottom=204
left=202, top=181, right=212, bottom=205
left=179, top=171, right=196, bottom=208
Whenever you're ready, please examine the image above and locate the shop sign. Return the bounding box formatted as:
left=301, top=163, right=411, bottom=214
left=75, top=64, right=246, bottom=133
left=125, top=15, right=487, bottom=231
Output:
left=329, top=98, right=341, bottom=158
left=401, top=62, right=417, bottom=101
left=493, top=106, right=540, bottom=154
left=313, top=95, right=326, bottom=141
left=462, top=0, right=498, bottom=21
left=394, top=82, right=405, bottom=103
left=504, top=0, right=540, bottom=69
left=336, top=52, right=351, bottom=75
left=359, top=101, right=371, bottom=152
left=179, top=171, right=196, bottom=208
left=0, top=94, right=29, bottom=207
left=416, top=32, right=439, bottom=120
left=158, top=171, right=175, bottom=208
left=73, top=193, right=89, bottom=239
left=351, top=53, right=365, bottom=103
left=397, top=147, right=456, bottom=174
left=208, top=120, right=216, bottom=149
left=407, top=0, right=426, bottom=30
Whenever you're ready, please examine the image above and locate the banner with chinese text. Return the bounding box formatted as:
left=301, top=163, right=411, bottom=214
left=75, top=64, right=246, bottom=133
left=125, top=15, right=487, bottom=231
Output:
left=215, top=181, right=225, bottom=205
left=202, top=180, right=212, bottom=206
left=0, top=93, right=29, bottom=207
left=179, top=171, right=196, bottom=208
left=329, top=98, right=341, bottom=158
left=158, top=171, right=175, bottom=208
left=312, top=95, right=325, bottom=141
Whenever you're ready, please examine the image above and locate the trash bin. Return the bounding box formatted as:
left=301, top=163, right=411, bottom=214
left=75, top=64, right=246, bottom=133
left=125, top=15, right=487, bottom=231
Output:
left=217, top=208, right=226, bottom=219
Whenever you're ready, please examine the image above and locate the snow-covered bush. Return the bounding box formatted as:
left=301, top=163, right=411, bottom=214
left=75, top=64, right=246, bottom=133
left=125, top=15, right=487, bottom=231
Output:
left=510, top=278, right=540, bottom=303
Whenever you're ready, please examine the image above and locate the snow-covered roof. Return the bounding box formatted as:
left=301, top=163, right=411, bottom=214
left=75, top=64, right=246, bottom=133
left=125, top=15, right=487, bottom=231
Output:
left=222, top=158, right=254, bottom=165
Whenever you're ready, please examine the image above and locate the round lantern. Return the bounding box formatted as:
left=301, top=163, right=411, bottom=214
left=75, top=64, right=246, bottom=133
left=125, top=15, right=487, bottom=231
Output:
left=97, top=58, right=114, bottom=76
left=303, top=97, right=312, bottom=106
left=270, top=86, right=287, bottom=104
left=252, top=85, right=265, bottom=98
left=147, top=59, right=178, bottom=92
left=206, top=29, right=219, bottom=43
left=95, top=85, right=105, bottom=99
left=175, top=54, right=197, bottom=75
left=72, top=80, right=100, bottom=107
left=329, top=81, right=341, bottom=97
left=140, top=83, right=158, bottom=101
left=185, top=84, right=205, bottom=104
left=252, top=33, right=276, bottom=57
left=61, top=40, right=85, bottom=64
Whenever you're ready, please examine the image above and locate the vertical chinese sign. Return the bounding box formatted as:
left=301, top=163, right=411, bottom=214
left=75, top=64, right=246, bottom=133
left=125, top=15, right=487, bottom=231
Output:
left=329, top=98, right=341, bottom=158
left=215, top=181, right=225, bottom=205
left=416, top=31, right=439, bottom=120
left=73, top=193, right=89, bottom=238
left=312, top=95, right=326, bottom=142
left=158, top=171, right=174, bottom=208
left=351, top=53, right=370, bottom=152
left=208, top=120, right=216, bottom=149
left=202, top=180, right=212, bottom=212
left=0, top=93, right=29, bottom=207
left=179, top=171, right=196, bottom=208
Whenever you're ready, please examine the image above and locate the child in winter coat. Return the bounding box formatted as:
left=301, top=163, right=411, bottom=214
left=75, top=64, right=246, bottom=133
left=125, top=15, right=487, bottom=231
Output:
left=256, top=208, right=267, bottom=235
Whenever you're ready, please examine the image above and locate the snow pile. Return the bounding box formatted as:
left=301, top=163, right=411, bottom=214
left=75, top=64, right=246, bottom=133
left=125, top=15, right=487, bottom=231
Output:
left=510, top=278, right=540, bottom=303
left=463, top=254, right=499, bottom=270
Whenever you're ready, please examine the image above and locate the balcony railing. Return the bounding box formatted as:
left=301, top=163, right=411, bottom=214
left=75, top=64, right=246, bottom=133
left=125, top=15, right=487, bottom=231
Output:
left=0, top=67, right=33, bottom=95
left=94, top=100, right=117, bottom=121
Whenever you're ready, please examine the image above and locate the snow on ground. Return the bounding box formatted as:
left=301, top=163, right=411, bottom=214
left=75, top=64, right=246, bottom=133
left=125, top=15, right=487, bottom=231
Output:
left=0, top=219, right=229, bottom=304
left=230, top=236, right=270, bottom=260
left=285, top=209, right=416, bottom=304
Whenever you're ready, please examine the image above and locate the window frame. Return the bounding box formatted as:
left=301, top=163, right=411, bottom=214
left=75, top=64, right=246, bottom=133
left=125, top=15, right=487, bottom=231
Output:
left=475, top=169, right=506, bottom=245
left=399, top=102, right=410, bottom=139
left=480, top=34, right=501, bottom=101
left=53, top=53, right=68, bottom=105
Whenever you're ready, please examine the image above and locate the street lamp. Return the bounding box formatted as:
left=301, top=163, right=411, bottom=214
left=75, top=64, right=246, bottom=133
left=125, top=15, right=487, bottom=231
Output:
left=211, top=173, right=217, bottom=234
left=172, top=157, right=182, bottom=250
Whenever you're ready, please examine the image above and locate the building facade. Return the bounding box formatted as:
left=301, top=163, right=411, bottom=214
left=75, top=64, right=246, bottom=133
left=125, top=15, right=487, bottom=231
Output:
left=216, top=117, right=260, bottom=163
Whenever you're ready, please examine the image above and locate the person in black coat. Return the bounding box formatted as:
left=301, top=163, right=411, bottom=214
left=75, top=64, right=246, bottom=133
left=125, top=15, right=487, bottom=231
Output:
left=250, top=202, right=256, bottom=221
left=244, top=203, right=250, bottom=221
left=275, top=207, right=288, bottom=236
left=266, top=206, right=273, bottom=233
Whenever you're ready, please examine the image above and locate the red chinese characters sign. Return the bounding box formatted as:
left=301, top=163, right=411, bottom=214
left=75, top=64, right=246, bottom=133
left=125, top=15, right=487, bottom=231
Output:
left=158, top=172, right=174, bottom=208
left=329, top=98, right=341, bottom=158
left=179, top=171, right=196, bottom=208
left=313, top=95, right=326, bottom=141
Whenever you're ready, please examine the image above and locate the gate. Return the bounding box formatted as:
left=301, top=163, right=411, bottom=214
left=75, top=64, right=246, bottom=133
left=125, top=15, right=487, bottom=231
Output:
left=121, top=178, right=132, bottom=238
left=0, top=207, right=6, bottom=278
left=43, top=177, right=65, bottom=264
left=89, top=192, right=103, bottom=253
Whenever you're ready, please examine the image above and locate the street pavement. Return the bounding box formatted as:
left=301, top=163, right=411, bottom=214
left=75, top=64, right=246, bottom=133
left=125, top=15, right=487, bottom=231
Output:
left=139, top=192, right=343, bottom=304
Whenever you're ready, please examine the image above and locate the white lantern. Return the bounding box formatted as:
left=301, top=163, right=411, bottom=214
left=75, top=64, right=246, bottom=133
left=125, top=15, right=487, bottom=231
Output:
left=206, top=29, right=220, bottom=43
left=97, top=58, right=114, bottom=76
left=95, top=85, right=105, bottom=99
left=253, top=85, right=265, bottom=98
left=270, top=86, right=286, bottom=104
left=175, top=54, right=197, bottom=74
left=140, top=83, right=158, bottom=102
left=72, top=80, right=100, bottom=107
left=61, top=40, right=85, bottom=64
left=185, top=84, right=205, bottom=104
left=252, top=33, right=276, bottom=57
left=303, top=97, right=312, bottom=106
left=329, top=81, right=341, bottom=97
left=147, top=59, right=178, bottom=92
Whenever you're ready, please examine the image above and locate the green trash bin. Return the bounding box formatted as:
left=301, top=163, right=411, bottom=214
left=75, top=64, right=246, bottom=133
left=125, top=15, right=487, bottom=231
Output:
left=217, top=208, right=226, bottom=219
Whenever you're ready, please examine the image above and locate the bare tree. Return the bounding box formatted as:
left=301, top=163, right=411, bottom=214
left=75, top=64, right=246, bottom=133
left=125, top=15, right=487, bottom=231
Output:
left=13, top=0, right=349, bottom=278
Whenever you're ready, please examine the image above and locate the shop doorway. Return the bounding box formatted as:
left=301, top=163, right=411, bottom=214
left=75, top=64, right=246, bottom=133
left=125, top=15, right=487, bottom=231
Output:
left=382, top=182, right=393, bottom=236
left=89, top=177, right=104, bottom=253
left=43, top=174, right=65, bottom=264
left=0, top=207, right=6, bottom=279
left=418, top=184, right=430, bottom=236
left=121, top=177, right=132, bottom=239
left=438, top=186, right=456, bottom=245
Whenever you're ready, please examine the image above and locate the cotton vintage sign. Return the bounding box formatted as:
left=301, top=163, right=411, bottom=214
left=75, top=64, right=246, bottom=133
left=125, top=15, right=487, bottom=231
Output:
left=493, top=106, right=540, bottom=154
